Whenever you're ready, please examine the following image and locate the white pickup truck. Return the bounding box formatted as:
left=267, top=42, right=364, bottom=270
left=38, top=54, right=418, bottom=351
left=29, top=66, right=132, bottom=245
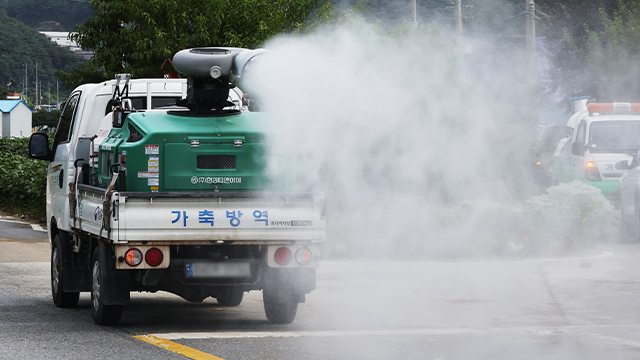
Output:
left=28, top=48, right=325, bottom=325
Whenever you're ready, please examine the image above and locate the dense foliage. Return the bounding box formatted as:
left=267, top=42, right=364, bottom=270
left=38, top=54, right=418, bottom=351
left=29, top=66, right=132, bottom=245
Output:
left=0, top=138, right=47, bottom=220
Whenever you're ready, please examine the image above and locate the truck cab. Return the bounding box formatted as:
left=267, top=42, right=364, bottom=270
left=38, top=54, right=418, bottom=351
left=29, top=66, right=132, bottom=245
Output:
left=31, top=77, right=190, bottom=234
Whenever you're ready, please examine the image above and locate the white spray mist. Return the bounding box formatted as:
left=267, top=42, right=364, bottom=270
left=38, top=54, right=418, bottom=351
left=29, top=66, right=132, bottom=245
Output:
left=237, top=10, right=620, bottom=360
left=247, top=16, right=612, bottom=259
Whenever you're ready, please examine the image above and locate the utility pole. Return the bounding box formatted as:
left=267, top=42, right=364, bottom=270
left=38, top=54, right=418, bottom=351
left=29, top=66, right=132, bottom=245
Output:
left=35, top=62, right=38, bottom=108
left=456, top=0, right=464, bottom=65
left=24, top=63, right=27, bottom=101
left=525, top=0, right=539, bottom=131
left=411, top=0, right=417, bottom=26
left=526, top=0, right=536, bottom=64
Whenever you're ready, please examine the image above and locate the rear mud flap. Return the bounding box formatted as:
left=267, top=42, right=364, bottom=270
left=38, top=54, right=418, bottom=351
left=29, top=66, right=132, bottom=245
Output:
left=59, top=231, right=91, bottom=292
left=98, top=242, right=130, bottom=306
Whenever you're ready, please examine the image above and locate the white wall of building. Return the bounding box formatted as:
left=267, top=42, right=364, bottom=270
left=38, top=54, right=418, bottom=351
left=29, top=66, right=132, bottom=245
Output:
left=0, top=101, right=33, bottom=138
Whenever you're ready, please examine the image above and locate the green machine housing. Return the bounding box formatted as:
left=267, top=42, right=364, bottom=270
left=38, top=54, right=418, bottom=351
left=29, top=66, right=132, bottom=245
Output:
left=96, top=111, right=294, bottom=193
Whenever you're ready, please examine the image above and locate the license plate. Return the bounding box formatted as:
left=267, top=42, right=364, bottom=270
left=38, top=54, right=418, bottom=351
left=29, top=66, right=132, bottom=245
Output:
left=185, top=262, right=251, bottom=278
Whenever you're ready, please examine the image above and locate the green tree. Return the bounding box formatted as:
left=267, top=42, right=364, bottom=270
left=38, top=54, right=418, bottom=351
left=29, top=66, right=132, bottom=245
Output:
left=60, top=0, right=321, bottom=88
left=32, top=109, right=61, bottom=129
left=526, top=0, right=638, bottom=100
left=582, top=0, right=640, bottom=100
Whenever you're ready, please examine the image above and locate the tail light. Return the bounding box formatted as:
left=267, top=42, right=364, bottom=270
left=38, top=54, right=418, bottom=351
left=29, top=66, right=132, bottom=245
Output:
left=116, top=245, right=169, bottom=269
left=124, top=248, right=143, bottom=266
left=295, top=248, right=312, bottom=265
left=585, top=161, right=601, bottom=181
left=274, top=247, right=293, bottom=266
left=145, top=248, right=164, bottom=267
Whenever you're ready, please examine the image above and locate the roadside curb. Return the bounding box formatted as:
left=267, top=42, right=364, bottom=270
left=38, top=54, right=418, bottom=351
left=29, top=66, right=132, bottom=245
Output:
left=0, top=216, right=46, bottom=232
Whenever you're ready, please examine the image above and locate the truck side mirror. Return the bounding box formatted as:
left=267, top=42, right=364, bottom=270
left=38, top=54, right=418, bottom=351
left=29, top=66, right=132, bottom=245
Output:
left=29, top=133, right=53, bottom=161
left=615, top=160, right=632, bottom=170
left=571, top=142, right=586, bottom=156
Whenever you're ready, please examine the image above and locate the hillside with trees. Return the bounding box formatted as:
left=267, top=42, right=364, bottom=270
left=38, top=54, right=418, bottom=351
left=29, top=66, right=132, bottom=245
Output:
left=0, top=10, right=85, bottom=107
left=0, top=0, right=92, bottom=31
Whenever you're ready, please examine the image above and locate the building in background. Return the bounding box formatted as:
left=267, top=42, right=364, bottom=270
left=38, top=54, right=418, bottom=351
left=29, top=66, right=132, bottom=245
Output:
left=39, top=31, right=93, bottom=60
left=0, top=100, right=33, bottom=138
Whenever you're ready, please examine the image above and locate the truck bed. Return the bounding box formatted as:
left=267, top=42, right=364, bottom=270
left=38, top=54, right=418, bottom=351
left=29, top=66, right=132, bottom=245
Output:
left=74, top=184, right=325, bottom=244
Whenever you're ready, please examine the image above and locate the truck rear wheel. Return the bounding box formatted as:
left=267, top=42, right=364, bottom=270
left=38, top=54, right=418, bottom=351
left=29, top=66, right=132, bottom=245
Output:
left=91, top=248, right=123, bottom=325
left=263, top=289, right=298, bottom=324
left=216, top=290, right=244, bottom=307
left=51, top=233, right=80, bottom=308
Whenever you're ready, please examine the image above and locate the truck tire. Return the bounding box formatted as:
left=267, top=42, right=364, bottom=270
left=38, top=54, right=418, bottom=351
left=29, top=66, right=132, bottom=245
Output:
left=263, top=289, right=298, bottom=324
left=216, top=290, right=244, bottom=307
left=51, top=233, right=80, bottom=308
left=91, top=247, right=123, bottom=325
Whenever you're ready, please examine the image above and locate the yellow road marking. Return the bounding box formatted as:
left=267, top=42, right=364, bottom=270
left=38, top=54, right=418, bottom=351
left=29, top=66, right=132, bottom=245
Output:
left=133, top=334, right=226, bottom=360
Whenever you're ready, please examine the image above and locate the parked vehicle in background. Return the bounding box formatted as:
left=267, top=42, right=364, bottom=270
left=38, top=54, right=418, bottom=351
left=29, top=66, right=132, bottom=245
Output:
left=552, top=102, right=640, bottom=203
left=616, top=149, right=640, bottom=239
left=533, top=124, right=570, bottom=186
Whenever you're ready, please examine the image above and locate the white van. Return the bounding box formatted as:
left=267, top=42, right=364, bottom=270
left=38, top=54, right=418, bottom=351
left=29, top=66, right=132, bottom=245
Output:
left=552, top=102, right=640, bottom=203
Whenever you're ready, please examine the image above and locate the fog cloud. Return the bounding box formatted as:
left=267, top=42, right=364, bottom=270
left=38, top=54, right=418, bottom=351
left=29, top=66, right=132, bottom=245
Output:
left=247, top=17, right=614, bottom=259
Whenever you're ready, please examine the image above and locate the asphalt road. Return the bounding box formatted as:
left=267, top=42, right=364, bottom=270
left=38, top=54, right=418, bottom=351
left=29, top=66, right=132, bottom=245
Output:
left=2, top=216, right=640, bottom=359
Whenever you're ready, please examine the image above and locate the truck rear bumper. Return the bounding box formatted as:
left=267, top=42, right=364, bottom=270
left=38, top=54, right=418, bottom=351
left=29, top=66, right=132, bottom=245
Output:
left=130, top=262, right=316, bottom=302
